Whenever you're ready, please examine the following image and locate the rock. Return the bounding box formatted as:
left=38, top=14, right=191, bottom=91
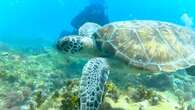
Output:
left=187, top=103, right=195, bottom=110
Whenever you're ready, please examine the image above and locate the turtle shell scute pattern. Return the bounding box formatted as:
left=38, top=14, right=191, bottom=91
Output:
left=94, top=20, right=195, bottom=72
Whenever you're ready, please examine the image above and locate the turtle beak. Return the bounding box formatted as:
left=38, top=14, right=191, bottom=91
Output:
left=56, top=36, right=72, bottom=53
left=56, top=36, right=67, bottom=51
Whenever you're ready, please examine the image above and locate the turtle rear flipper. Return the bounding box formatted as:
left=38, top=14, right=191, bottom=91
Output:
left=186, top=65, right=195, bottom=76
left=80, top=58, right=110, bottom=110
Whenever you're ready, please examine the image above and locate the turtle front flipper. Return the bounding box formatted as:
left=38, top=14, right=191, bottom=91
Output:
left=80, top=58, right=110, bottom=110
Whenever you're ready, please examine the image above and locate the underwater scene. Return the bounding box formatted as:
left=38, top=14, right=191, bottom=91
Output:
left=1, top=0, right=195, bottom=110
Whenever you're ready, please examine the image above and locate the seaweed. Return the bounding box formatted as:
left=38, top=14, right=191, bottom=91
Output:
left=105, top=81, right=120, bottom=102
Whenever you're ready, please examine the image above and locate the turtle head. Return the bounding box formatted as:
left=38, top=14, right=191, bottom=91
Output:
left=57, top=35, right=95, bottom=55
left=79, top=22, right=101, bottom=37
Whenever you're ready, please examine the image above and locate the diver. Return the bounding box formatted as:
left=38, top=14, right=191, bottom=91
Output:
left=59, top=0, right=109, bottom=38
left=71, top=0, right=109, bottom=30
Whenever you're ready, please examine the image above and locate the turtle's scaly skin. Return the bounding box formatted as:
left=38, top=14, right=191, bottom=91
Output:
left=94, top=20, right=195, bottom=72
left=79, top=22, right=101, bottom=37
left=80, top=58, right=110, bottom=110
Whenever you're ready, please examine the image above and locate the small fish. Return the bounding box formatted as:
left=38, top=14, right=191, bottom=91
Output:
left=181, top=13, right=194, bottom=28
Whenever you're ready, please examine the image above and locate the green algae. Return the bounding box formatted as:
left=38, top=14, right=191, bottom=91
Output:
left=0, top=44, right=195, bottom=110
left=0, top=45, right=88, bottom=109
left=131, top=86, right=162, bottom=104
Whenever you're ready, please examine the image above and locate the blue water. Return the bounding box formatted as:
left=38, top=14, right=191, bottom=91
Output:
left=1, top=0, right=195, bottom=109
left=0, top=0, right=194, bottom=47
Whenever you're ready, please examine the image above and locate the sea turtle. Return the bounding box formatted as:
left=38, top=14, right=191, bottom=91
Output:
left=56, top=20, right=195, bottom=110
left=79, top=22, right=102, bottom=37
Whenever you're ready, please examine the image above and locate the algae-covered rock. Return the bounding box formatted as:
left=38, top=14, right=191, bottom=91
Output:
left=0, top=46, right=86, bottom=109
left=0, top=43, right=195, bottom=110
left=21, top=78, right=183, bottom=110
left=23, top=79, right=123, bottom=110
left=131, top=86, right=162, bottom=105
left=26, top=79, right=80, bottom=110
left=105, top=82, right=120, bottom=102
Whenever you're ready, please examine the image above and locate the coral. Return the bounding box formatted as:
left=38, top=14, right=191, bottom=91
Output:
left=0, top=43, right=194, bottom=110
left=25, top=79, right=80, bottom=110
left=0, top=45, right=90, bottom=109
left=131, top=86, right=162, bottom=105
left=24, top=79, right=125, bottom=110
left=4, top=91, right=25, bottom=108
left=60, top=92, right=79, bottom=110
left=100, top=101, right=125, bottom=110
left=134, top=73, right=173, bottom=91
left=32, top=89, right=48, bottom=107
left=149, top=96, right=161, bottom=106
left=2, top=87, right=32, bottom=109
left=59, top=79, right=80, bottom=110
left=105, top=81, right=120, bottom=102
left=0, top=48, right=71, bottom=109
left=175, top=94, right=195, bottom=110
left=187, top=103, right=195, bottom=110
left=172, top=70, right=193, bottom=91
